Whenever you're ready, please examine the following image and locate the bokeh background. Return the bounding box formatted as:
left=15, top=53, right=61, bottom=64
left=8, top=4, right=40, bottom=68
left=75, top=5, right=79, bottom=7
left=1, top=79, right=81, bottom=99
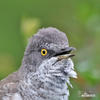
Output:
left=0, top=0, right=100, bottom=100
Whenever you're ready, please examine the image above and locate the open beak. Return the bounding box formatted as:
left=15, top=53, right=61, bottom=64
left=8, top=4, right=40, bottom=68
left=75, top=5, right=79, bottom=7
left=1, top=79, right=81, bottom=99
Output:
left=54, top=47, right=76, bottom=61
left=57, top=54, right=75, bottom=61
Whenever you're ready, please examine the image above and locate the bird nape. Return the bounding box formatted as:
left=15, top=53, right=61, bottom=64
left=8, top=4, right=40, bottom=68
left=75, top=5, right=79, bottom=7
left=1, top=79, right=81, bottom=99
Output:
left=0, top=27, right=77, bottom=100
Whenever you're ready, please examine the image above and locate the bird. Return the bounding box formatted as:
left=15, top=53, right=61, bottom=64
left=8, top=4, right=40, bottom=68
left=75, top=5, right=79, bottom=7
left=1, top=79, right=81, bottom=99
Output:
left=0, top=27, right=77, bottom=100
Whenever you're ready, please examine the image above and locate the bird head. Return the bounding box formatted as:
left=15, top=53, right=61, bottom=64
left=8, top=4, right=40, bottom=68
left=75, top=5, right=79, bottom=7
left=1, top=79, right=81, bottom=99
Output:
left=20, top=27, right=76, bottom=79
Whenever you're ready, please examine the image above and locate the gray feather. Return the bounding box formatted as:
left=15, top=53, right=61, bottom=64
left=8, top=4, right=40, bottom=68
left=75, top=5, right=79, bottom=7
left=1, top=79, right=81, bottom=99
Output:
left=0, top=27, right=77, bottom=100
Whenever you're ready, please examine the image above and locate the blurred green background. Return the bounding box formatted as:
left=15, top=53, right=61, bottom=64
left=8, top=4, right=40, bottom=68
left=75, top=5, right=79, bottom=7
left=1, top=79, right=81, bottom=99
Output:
left=0, top=0, right=100, bottom=100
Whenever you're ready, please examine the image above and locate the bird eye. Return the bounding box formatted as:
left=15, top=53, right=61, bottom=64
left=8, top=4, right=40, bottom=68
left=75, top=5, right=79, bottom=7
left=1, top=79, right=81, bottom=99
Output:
left=41, top=49, right=47, bottom=56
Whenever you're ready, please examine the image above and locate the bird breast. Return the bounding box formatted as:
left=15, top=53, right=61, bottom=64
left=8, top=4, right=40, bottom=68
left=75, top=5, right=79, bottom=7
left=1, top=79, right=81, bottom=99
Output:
left=18, top=57, right=77, bottom=100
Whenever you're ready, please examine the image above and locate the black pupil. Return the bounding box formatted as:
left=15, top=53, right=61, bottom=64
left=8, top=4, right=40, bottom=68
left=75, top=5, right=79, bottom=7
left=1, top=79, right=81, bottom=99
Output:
left=43, top=50, right=45, bottom=54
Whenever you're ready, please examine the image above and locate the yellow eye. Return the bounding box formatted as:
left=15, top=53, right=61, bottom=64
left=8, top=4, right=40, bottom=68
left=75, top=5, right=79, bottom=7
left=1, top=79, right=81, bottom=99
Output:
left=41, top=49, right=47, bottom=56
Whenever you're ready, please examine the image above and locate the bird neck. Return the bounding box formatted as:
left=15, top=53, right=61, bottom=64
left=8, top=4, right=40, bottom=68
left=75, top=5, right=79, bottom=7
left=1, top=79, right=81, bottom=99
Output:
left=18, top=58, right=77, bottom=100
left=18, top=53, right=42, bottom=79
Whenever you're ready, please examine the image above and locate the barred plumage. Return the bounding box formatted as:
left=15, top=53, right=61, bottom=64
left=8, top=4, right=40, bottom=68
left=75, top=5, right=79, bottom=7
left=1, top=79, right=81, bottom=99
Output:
left=0, top=27, right=77, bottom=100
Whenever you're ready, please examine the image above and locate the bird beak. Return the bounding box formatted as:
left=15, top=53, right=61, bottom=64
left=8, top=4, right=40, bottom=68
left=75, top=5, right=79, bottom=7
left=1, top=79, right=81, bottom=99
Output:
left=57, top=54, right=75, bottom=61
left=54, top=47, right=76, bottom=61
